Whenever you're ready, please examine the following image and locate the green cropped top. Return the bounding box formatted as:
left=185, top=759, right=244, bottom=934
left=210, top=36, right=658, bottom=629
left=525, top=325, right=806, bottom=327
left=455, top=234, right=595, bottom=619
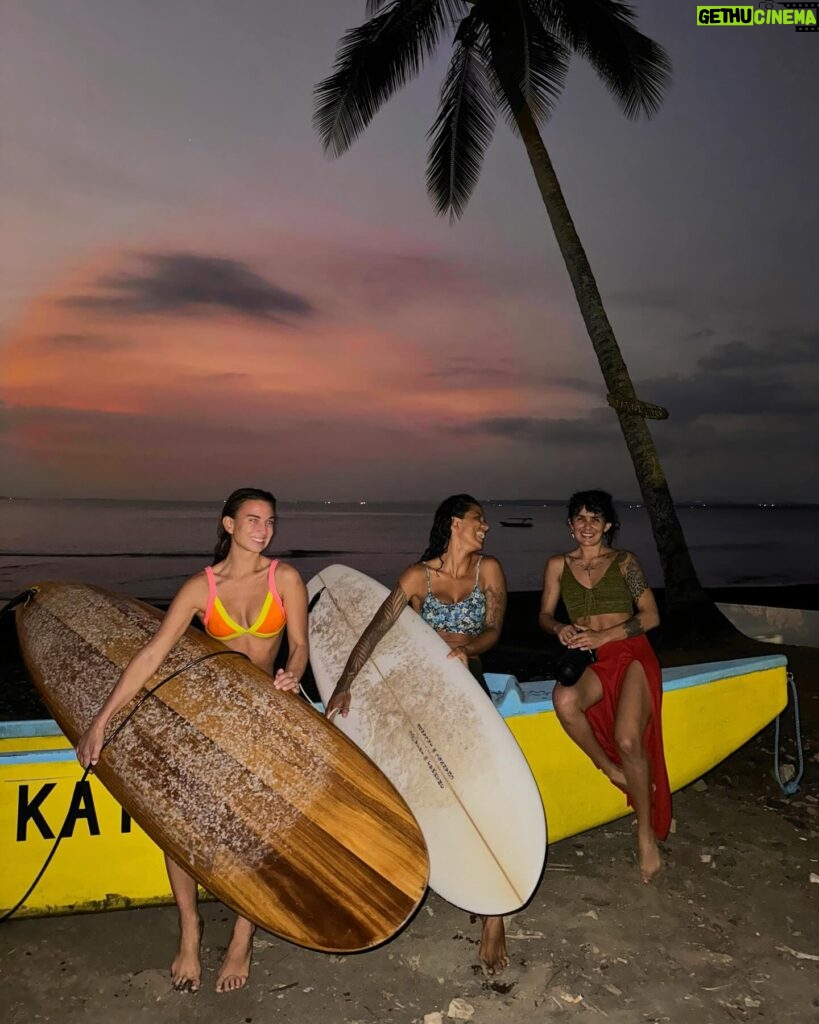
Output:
left=560, top=552, right=634, bottom=623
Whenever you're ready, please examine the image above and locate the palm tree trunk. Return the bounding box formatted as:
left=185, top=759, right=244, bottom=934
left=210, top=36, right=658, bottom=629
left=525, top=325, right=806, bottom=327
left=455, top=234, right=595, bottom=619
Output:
left=510, top=101, right=710, bottom=612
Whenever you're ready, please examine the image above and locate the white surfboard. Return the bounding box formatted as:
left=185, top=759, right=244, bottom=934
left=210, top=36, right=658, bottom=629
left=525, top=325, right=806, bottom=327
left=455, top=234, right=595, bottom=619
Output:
left=307, top=565, right=546, bottom=915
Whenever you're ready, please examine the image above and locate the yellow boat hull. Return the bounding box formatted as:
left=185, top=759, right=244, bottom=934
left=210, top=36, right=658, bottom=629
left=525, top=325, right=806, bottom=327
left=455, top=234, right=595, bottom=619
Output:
left=2, top=656, right=788, bottom=917
left=1, top=723, right=174, bottom=916
left=494, top=655, right=789, bottom=844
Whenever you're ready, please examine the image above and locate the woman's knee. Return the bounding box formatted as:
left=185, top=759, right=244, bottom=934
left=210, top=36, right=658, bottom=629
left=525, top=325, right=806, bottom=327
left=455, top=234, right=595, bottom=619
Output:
left=552, top=683, right=580, bottom=719
left=614, top=729, right=642, bottom=760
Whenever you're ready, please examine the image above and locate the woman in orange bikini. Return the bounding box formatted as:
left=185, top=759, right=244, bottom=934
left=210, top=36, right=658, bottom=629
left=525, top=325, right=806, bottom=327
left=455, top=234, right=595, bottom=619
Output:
left=538, top=490, right=670, bottom=884
left=77, top=487, right=308, bottom=994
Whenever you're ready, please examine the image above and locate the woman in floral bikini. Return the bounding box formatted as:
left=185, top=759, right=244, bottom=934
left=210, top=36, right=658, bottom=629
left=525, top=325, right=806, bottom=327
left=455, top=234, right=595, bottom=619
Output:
left=325, top=493, right=509, bottom=971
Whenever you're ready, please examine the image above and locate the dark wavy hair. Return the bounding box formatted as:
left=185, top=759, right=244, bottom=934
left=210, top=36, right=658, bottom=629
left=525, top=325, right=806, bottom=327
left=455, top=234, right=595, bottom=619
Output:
left=419, top=494, right=481, bottom=562
left=567, top=489, right=619, bottom=546
left=213, top=487, right=277, bottom=564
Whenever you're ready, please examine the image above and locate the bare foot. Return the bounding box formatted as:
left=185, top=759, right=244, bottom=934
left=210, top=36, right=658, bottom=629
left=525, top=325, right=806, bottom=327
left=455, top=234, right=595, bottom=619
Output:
left=639, top=837, right=662, bottom=884
left=171, top=915, right=203, bottom=992
left=215, top=917, right=255, bottom=993
left=602, top=764, right=628, bottom=794
left=478, top=915, right=509, bottom=974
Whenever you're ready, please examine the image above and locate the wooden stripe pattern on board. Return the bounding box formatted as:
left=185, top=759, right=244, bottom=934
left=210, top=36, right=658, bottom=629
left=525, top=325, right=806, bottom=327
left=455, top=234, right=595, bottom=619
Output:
left=16, top=581, right=428, bottom=951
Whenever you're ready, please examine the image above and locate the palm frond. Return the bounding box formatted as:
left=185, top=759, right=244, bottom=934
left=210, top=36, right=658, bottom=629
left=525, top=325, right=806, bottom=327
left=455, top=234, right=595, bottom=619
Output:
left=426, top=17, right=496, bottom=219
left=364, top=0, right=466, bottom=16
left=314, top=1, right=469, bottom=157
left=365, top=0, right=397, bottom=14
left=480, top=0, right=569, bottom=129
left=533, top=0, right=671, bottom=118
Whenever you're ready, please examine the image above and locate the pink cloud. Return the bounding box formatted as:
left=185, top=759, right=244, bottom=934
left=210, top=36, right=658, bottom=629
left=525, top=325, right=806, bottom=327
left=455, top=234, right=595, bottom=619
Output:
left=2, top=236, right=590, bottom=497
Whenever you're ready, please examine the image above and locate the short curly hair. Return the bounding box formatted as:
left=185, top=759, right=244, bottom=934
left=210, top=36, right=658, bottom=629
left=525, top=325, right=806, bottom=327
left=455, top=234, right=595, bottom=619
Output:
left=567, top=489, right=619, bottom=545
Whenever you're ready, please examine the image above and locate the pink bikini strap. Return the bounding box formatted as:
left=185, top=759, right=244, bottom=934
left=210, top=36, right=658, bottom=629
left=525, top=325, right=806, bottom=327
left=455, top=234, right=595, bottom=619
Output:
left=267, top=559, right=283, bottom=609
left=203, top=566, right=217, bottom=623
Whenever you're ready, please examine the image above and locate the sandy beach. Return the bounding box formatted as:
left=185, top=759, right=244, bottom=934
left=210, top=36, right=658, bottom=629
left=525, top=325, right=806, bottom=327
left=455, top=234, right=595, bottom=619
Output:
left=2, top=595, right=817, bottom=1024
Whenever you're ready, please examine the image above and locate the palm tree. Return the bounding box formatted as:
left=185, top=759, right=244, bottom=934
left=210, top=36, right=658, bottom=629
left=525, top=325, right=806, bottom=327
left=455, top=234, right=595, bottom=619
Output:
left=314, top=0, right=711, bottom=614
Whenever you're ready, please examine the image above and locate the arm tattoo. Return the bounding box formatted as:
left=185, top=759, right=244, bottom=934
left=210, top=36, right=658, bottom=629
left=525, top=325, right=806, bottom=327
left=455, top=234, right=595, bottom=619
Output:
left=339, top=588, right=408, bottom=688
left=623, top=615, right=645, bottom=638
left=484, top=584, right=507, bottom=632
left=622, top=554, right=648, bottom=602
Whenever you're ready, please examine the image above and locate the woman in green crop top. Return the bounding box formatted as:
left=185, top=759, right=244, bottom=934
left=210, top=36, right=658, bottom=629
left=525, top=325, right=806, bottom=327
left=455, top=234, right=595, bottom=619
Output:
left=539, top=490, right=670, bottom=884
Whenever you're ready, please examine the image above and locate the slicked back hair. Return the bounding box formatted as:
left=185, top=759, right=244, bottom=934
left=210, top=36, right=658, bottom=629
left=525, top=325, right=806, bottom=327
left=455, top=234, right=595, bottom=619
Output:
left=213, top=487, right=277, bottom=564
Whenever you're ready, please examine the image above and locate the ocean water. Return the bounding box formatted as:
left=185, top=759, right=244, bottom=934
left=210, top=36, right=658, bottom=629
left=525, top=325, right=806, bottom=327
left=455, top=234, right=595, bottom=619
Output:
left=1, top=498, right=817, bottom=604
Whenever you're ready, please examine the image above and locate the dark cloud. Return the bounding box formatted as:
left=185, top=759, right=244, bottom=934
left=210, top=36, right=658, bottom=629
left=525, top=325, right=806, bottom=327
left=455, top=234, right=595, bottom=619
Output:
left=425, top=358, right=604, bottom=397
left=455, top=411, right=618, bottom=446
left=63, top=253, right=315, bottom=322
left=638, top=328, right=819, bottom=423
left=639, top=373, right=816, bottom=423
left=699, top=332, right=817, bottom=372
left=667, top=416, right=819, bottom=459
left=41, top=333, right=133, bottom=352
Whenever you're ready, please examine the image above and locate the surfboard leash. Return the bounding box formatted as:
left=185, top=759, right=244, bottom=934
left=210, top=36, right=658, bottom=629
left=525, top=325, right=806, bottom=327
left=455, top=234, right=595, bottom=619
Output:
left=0, top=587, right=39, bottom=618
left=773, top=671, right=804, bottom=797
left=1, top=648, right=248, bottom=923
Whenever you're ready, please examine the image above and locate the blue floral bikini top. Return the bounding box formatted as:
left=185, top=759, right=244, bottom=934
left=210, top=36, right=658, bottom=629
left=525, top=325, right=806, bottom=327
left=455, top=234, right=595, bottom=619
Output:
left=420, top=557, right=486, bottom=636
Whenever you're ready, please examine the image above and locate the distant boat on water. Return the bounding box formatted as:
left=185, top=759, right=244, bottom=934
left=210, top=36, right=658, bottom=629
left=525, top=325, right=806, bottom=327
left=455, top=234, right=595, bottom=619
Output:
left=500, top=517, right=534, bottom=528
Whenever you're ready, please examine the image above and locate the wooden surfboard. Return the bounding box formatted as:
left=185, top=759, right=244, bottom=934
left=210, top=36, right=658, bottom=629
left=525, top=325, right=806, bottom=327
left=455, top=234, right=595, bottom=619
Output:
left=14, top=581, right=428, bottom=950
left=307, top=565, right=546, bottom=916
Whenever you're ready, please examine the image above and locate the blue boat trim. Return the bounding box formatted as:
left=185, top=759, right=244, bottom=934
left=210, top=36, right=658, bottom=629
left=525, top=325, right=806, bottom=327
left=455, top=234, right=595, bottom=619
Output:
left=0, top=749, right=77, bottom=765
left=0, top=718, right=75, bottom=764
left=0, top=656, right=789, bottom=751
left=488, top=654, right=788, bottom=720
left=660, top=655, right=786, bottom=690
left=0, top=719, right=63, bottom=739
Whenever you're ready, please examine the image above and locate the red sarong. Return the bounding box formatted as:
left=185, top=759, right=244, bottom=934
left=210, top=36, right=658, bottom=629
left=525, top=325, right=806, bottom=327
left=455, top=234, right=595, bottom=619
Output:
left=584, top=635, right=672, bottom=841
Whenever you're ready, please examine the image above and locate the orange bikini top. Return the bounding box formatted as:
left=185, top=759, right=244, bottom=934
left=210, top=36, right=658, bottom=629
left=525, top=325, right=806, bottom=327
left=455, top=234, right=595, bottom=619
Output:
left=203, top=561, right=286, bottom=640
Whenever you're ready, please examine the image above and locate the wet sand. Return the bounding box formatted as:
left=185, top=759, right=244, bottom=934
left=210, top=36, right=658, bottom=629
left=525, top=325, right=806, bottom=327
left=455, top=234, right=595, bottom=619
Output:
left=1, top=594, right=817, bottom=1023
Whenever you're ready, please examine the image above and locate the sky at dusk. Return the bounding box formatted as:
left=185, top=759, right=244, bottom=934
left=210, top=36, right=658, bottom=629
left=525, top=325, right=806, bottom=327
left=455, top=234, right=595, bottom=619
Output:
left=2, top=1, right=817, bottom=503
